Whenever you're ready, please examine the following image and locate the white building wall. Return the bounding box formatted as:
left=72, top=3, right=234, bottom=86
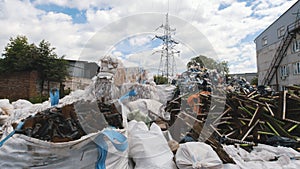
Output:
left=255, top=1, right=300, bottom=90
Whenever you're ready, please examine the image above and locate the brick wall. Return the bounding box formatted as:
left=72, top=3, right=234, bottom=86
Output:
left=0, top=71, right=40, bottom=101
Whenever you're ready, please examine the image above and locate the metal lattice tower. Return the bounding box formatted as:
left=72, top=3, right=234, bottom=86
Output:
left=154, top=13, right=180, bottom=78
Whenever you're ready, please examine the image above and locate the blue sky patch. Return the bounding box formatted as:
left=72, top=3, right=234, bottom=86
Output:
left=35, top=4, right=87, bottom=24
left=218, top=3, right=231, bottom=10
left=241, top=33, right=255, bottom=43
left=237, top=0, right=255, bottom=7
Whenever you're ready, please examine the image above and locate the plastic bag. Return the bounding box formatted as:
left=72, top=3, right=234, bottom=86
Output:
left=128, top=120, right=176, bottom=169
left=125, top=99, right=169, bottom=121
left=0, top=99, right=13, bottom=115
left=223, top=144, right=300, bottom=169
left=11, top=99, right=33, bottom=109
left=175, top=142, right=223, bottom=169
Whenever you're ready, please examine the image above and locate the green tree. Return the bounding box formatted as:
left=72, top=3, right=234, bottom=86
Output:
left=154, top=75, right=168, bottom=84
left=187, top=55, right=229, bottom=74
left=1, top=35, right=69, bottom=97
left=1, top=36, right=36, bottom=72
left=34, top=40, right=69, bottom=94
left=186, top=55, right=205, bottom=69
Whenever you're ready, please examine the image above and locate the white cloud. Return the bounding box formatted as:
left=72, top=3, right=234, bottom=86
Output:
left=129, top=35, right=152, bottom=47
left=0, top=0, right=298, bottom=74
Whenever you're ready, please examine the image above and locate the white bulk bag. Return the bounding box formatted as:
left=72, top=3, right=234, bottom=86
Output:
left=175, top=142, right=223, bottom=169
left=128, top=120, right=177, bottom=169
left=0, top=100, right=130, bottom=169
left=0, top=129, right=129, bottom=169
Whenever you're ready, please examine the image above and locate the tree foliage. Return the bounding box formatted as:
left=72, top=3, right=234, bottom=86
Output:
left=187, top=55, right=229, bottom=74
left=0, top=35, right=69, bottom=94
left=153, top=75, right=168, bottom=84
left=1, top=36, right=36, bottom=71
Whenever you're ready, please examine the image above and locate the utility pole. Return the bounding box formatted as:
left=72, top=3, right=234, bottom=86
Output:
left=154, top=13, right=180, bottom=79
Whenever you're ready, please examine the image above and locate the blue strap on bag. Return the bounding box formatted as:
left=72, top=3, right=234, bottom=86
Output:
left=119, top=89, right=137, bottom=101
left=94, top=89, right=134, bottom=169
left=95, top=129, right=128, bottom=169
left=0, top=121, right=24, bottom=148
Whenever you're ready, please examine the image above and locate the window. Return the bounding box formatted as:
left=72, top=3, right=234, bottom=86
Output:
left=277, top=26, right=285, bottom=38
left=262, top=36, right=268, bottom=46
left=293, top=62, right=300, bottom=74
left=293, top=39, right=300, bottom=52
left=280, top=65, right=289, bottom=78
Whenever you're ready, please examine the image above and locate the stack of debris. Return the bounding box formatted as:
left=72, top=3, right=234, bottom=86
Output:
left=15, top=105, right=86, bottom=142
left=165, top=84, right=300, bottom=155
left=14, top=100, right=125, bottom=142
left=1, top=55, right=299, bottom=168
left=215, top=85, right=300, bottom=150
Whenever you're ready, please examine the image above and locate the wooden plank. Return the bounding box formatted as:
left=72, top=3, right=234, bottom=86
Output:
left=282, top=90, right=287, bottom=120
left=248, top=105, right=260, bottom=127
left=213, top=107, right=231, bottom=125
left=247, top=91, right=257, bottom=98
left=265, top=102, right=274, bottom=116
left=242, top=120, right=260, bottom=141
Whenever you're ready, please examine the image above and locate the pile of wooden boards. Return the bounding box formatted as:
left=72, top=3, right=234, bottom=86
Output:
left=166, top=85, right=300, bottom=158
left=211, top=86, right=300, bottom=149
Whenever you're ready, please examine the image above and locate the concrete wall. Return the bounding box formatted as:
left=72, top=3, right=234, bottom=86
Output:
left=256, top=34, right=300, bottom=90
left=256, top=42, right=279, bottom=86
left=0, top=71, right=39, bottom=100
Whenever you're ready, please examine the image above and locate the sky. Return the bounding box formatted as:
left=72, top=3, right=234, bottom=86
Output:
left=0, top=0, right=298, bottom=74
